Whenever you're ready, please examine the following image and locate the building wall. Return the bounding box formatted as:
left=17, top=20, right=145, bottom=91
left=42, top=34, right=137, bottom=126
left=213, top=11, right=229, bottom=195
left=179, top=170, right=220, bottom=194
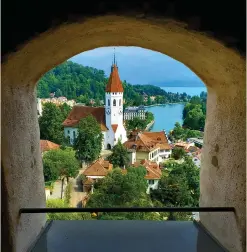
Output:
left=146, top=179, right=159, bottom=194
left=64, top=127, right=78, bottom=145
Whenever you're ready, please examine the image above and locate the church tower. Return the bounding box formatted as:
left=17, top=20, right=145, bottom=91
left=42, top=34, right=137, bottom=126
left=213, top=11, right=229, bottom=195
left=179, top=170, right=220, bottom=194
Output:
left=105, top=49, right=127, bottom=149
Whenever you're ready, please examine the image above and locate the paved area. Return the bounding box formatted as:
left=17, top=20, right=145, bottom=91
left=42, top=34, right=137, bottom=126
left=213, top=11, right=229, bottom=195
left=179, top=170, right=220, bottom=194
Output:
left=49, top=181, right=63, bottom=200
left=31, top=221, right=226, bottom=252
left=70, top=175, right=87, bottom=208
left=100, top=149, right=112, bottom=159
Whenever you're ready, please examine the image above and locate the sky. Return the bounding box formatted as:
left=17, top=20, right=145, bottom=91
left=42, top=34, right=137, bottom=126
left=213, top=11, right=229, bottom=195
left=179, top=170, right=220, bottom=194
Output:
left=70, top=46, right=205, bottom=87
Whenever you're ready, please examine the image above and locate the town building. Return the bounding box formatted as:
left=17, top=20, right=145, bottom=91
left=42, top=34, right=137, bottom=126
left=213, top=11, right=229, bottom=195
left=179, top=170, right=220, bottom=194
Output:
left=82, top=158, right=113, bottom=192
left=133, top=159, right=162, bottom=194
left=40, top=140, right=60, bottom=156
left=124, top=105, right=146, bottom=120
left=62, top=55, right=127, bottom=150
left=124, top=130, right=171, bottom=165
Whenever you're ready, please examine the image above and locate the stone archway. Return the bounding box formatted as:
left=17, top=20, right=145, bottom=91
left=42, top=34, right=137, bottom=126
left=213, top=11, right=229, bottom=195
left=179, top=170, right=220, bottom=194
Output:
left=2, top=15, right=245, bottom=252
left=107, top=144, right=112, bottom=150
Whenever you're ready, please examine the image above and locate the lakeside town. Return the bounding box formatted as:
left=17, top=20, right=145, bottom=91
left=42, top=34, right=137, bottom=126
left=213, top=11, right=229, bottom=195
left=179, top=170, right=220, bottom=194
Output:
left=38, top=55, right=205, bottom=221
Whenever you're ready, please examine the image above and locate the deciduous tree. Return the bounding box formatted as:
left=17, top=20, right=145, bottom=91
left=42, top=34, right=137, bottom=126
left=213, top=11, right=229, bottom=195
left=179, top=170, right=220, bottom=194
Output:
left=73, top=115, right=103, bottom=164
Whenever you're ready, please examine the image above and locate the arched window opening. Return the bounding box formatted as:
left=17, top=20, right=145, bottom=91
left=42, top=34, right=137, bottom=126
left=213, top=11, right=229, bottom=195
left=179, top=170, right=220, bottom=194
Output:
left=119, top=99, right=121, bottom=106
left=108, top=99, right=110, bottom=106
left=113, top=99, right=116, bottom=106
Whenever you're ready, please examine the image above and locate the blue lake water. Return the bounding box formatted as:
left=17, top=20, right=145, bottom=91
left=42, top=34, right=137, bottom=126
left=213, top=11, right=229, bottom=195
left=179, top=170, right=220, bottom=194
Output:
left=160, top=86, right=207, bottom=96
left=145, top=103, right=184, bottom=133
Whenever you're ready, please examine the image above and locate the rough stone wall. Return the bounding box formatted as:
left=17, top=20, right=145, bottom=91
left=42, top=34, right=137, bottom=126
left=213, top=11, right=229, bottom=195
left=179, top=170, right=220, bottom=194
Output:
left=1, top=2, right=246, bottom=251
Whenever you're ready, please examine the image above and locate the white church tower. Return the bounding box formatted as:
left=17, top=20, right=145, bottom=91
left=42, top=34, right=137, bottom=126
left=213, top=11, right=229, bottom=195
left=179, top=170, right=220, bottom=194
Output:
left=104, top=50, right=127, bottom=149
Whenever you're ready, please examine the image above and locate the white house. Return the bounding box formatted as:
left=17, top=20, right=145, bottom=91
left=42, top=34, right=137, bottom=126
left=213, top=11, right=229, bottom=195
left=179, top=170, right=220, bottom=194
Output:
left=37, top=98, right=42, bottom=117
left=62, top=57, right=127, bottom=150
left=133, top=159, right=162, bottom=194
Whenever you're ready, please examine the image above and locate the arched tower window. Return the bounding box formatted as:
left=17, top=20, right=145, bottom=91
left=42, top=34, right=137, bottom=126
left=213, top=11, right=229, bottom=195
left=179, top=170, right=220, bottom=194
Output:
left=108, top=99, right=110, bottom=106
left=119, top=99, right=121, bottom=106
left=113, top=99, right=116, bottom=106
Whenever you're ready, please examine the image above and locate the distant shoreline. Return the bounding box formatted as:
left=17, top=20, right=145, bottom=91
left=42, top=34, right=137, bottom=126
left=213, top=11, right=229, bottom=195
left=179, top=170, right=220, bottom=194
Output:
left=144, top=102, right=186, bottom=108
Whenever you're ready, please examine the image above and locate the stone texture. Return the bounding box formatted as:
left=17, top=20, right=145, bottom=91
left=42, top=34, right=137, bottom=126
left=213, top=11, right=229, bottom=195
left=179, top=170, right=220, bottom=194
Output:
left=1, top=5, right=246, bottom=252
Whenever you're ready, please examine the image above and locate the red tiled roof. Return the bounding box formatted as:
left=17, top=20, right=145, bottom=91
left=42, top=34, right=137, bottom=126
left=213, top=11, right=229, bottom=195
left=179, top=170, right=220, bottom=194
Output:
left=62, top=106, right=108, bottom=131
left=134, top=159, right=162, bottom=180
left=124, top=131, right=171, bottom=152
left=83, top=158, right=113, bottom=176
left=112, top=124, right=118, bottom=133
left=105, top=65, right=124, bottom=93
left=40, top=140, right=60, bottom=153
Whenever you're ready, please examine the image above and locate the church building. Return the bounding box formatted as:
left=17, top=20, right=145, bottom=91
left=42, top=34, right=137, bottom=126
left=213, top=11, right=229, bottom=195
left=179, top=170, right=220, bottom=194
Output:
left=62, top=56, right=127, bottom=150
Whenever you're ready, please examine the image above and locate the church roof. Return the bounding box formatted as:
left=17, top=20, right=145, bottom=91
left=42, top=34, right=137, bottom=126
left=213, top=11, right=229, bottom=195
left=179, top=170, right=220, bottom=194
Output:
left=62, top=106, right=108, bottom=131
left=105, top=65, right=124, bottom=93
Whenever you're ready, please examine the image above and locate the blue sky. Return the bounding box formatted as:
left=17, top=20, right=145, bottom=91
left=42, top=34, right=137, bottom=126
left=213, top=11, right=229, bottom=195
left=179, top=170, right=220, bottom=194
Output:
left=70, top=46, right=205, bottom=87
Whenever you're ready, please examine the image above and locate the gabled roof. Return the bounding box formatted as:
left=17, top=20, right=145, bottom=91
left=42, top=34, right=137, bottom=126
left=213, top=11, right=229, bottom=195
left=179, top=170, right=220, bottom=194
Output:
left=105, top=65, right=124, bottom=92
left=83, top=158, right=113, bottom=176
left=134, top=159, right=162, bottom=180
left=124, top=131, right=171, bottom=152
left=40, top=140, right=60, bottom=153
left=62, top=106, right=108, bottom=131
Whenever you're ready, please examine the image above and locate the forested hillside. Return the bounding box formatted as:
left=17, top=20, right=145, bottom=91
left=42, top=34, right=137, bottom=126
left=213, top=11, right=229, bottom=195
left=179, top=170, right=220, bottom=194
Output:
left=37, top=61, right=191, bottom=106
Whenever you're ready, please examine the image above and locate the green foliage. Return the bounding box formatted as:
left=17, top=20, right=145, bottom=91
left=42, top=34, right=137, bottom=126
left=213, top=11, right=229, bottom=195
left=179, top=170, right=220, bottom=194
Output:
left=37, top=61, right=191, bottom=106
left=39, top=102, right=67, bottom=144
left=46, top=199, right=91, bottom=220
left=170, top=122, right=202, bottom=141
left=108, top=140, right=130, bottom=168
left=150, top=157, right=200, bottom=210
left=182, top=93, right=206, bottom=130
left=171, top=147, right=186, bottom=160
left=73, top=115, right=103, bottom=163
left=145, top=111, right=154, bottom=124
left=64, top=181, right=72, bottom=205
left=43, top=148, right=79, bottom=182
left=126, top=117, right=147, bottom=131
left=86, top=168, right=160, bottom=220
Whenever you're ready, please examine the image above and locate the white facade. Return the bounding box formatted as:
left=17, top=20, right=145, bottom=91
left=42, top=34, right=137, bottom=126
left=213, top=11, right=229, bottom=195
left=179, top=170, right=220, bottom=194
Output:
left=64, top=127, right=78, bottom=145
left=63, top=92, right=127, bottom=150
left=104, top=91, right=127, bottom=149
left=124, top=106, right=146, bottom=120
left=146, top=179, right=159, bottom=194
left=159, top=149, right=172, bottom=162
left=37, top=98, right=42, bottom=117
left=148, top=148, right=160, bottom=164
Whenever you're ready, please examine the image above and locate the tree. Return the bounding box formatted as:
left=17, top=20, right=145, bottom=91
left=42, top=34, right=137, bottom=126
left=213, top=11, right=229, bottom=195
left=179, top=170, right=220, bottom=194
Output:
left=60, top=103, right=72, bottom=120
left=126, top=117, right=146, bottom=131
left=46, top=199, right=91, bottom=220
left=108, top=140, right=130, bottom=168
left=39, top=102, right=65, bottom=144
left=43, top=148, right=79, bottom=182
left=43, top=148, right=80, bottom=198
left=73, top=115, right=103, bottom=164
left=171, top=147, right=186, bottom=160
left=183, top=106, right=204, bottom=130
left=151, top=157, right=200, bottom=214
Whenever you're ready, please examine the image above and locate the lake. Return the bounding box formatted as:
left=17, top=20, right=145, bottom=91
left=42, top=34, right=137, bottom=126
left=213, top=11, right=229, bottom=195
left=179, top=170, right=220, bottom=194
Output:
left=145, top=103, right=184, bottom=133
left=160, top=86, right=207, bottom=96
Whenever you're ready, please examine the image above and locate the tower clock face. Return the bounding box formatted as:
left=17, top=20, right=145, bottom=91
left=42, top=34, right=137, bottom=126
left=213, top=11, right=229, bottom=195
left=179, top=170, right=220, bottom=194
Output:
left=106, top=109, right=111, bottom=115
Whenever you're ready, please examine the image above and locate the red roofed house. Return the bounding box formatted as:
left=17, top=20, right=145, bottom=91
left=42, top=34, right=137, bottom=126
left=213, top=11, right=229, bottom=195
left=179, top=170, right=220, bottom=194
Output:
left=134, top=159, right=162, bottom=194
left=124, top=130, right=171, bottom=165
left=40, top=140, right=60, bottom=155
left=82, top=158, right=113, bottom=192
left=62, top=52, right=127, bottom=150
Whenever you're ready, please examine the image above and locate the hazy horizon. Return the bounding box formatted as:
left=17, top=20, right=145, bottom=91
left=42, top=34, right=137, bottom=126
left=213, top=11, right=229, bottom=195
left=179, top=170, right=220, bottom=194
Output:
left=70, top=46, right=205, bottom=87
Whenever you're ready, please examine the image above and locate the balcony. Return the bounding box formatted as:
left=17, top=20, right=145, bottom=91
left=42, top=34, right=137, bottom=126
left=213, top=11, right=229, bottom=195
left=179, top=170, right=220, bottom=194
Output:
left=23, top=207, right=232, bottom=252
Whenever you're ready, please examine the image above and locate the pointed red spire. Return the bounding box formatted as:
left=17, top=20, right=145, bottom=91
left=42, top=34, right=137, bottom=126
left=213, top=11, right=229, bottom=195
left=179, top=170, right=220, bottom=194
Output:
left=105, top=64, right=124, bottom=93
